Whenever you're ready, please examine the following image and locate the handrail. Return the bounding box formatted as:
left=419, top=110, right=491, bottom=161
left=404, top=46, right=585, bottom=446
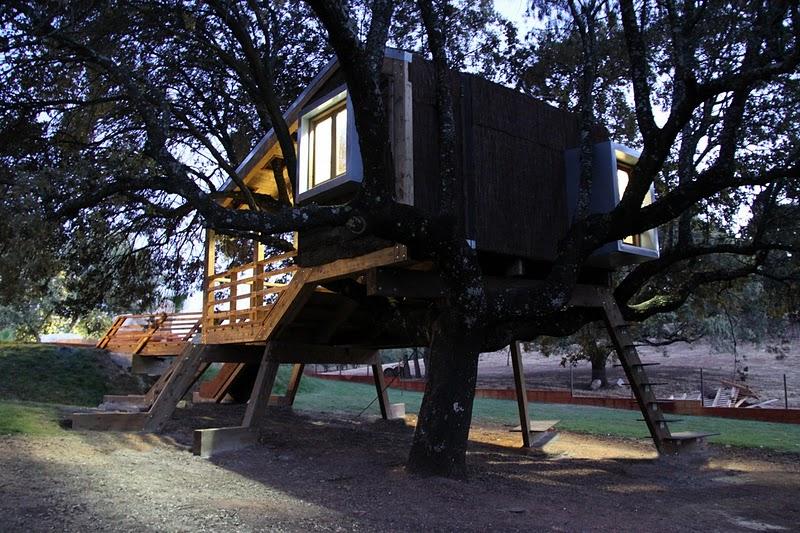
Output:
left=206, top=251, right=297, bottom=282
left=208, top=266, right=298, bottom=292
left=203, top=251, right=297, bottom=336
left=97, top=311, right=204, bottom=353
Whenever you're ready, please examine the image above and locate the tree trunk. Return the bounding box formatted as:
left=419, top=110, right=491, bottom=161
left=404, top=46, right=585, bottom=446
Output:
left=407, top=312, right=481, bottom=478
left=412, top=348, right=422, bottom=378
left=590, top=352, right=609, bottom=387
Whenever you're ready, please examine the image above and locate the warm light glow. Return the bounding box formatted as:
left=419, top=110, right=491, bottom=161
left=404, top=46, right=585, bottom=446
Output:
left=307, top=103, right=347, bottom=190
left=617, top=168, right=630, bottom=198
left=335, top=108, right=347, bottom=176
left=618, top=166, right=654, bottom=248
left=312, top=115, right=332, bottom=185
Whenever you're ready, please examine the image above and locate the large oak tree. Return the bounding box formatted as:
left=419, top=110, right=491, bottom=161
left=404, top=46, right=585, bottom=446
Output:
left=1, top=0, right=799, bottom=476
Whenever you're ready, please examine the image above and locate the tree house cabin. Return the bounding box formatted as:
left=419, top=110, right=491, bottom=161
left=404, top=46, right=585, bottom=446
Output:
left=223, top=49, right=657, bottom=274
left=83, top=50, right=710, bottom=459
left=200, top=47, right=662, bottom=350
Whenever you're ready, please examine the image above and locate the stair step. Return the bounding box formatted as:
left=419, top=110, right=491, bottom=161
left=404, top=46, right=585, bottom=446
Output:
left=664, top=431, right=719, bottom=441
left=621, top=381, right=669, bottom=387
left=508, top=420, right=560, bottom=433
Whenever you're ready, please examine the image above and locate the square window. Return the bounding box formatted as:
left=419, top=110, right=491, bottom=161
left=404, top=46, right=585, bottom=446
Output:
left=617, top=164, right=654, bottom=248
left=308, top=103, right=347, bottom=189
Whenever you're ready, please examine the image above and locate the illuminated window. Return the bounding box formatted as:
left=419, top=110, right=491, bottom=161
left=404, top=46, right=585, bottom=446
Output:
left=297, top=90, right=363, bottom=201
left=617, top=164, right=654, bottom=248
left=308, top=103, right=347, bottom=188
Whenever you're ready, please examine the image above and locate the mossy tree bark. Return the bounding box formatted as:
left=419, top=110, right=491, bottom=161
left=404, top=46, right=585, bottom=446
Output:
left=407, top=310, right=482, bottom=478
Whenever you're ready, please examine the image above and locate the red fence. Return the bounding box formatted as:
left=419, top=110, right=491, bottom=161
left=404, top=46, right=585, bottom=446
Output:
left=312, top=372, right=800, bottom=425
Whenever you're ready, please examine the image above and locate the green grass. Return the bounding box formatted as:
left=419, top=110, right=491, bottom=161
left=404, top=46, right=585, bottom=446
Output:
left=0, top=401, right=62, bottom=436
left=2, top=343, right=799, bottom=453
left=0, top=344, right=114, bottom=406
left=291, top=376, right=800, bottom=454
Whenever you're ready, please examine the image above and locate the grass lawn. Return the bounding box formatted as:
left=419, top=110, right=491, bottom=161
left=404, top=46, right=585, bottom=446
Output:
left=0, top=401, right=62, bottom=436
left=1, top=344, right=799, bottom=453
left=0, top=344, right=121, bottom=405
left=292, top=376, right=800, bottom=453
left=0, top=343, right=145, bottom=436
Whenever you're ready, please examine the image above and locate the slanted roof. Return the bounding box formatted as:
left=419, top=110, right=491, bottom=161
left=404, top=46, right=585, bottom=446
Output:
left=220, top=48, right=413, bottom=202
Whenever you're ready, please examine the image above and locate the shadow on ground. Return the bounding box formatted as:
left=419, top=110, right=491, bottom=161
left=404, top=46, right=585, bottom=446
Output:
left=2, top=403, right=798, bottom=532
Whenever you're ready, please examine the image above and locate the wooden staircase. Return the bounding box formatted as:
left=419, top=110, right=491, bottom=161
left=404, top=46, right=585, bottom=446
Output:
left=601, top=296, right=717, bottom=453
left=71, top=246, right=407, bottom=439
left=95, top=312, right=202, bottom=356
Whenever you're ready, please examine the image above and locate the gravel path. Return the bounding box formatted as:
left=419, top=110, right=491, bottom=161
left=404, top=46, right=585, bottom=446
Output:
left=1, top=406, right=798, bottom=532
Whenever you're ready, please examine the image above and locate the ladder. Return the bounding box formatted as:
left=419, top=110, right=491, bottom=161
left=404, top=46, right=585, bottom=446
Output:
left=601, top=295, right=717, bottom=453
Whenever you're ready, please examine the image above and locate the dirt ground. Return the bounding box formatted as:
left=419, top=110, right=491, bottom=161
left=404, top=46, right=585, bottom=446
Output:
left=470, top=341, right=800, bottom=407
left=1, top=404, right=799, bottom=532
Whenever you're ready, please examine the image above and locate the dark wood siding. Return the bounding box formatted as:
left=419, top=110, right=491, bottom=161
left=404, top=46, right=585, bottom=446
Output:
left=410, top=55, right=585, bottom=262
left=408, top=59, right=466, bottom=233
left=467, top=74, right=581, bottom=261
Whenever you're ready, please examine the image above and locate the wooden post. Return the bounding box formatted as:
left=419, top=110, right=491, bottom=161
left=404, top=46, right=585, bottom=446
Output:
left=785, top=374, right=789, bottom=409
left=700, top=368, right=704, bottom=406
left=242, top=344, right=281, bottom=428
left=252, top=241, right=265, bottom=319
left=229, top=270, right=238, bottom=322
left=510, top=341, right=532, bottom=448
left=569, top=364, right=574, bottom=398
left=202, top=229, right=217, bottom=340
left=284, top=364, right=305, bottom=405
left=371, top=363, right=390, bottom=419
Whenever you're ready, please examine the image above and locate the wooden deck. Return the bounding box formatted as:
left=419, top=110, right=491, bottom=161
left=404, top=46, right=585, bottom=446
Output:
left=202, top=245, right=408, bottom=345
left=96, top=312, right=202, bottom=356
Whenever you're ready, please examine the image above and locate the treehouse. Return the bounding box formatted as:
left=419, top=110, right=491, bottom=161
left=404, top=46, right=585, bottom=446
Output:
left=226, top=49, right=658, bottom=272
left=84, top=50, right=714, bottom=458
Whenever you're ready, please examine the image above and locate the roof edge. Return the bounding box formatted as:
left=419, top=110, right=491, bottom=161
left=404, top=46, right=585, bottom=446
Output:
left=223, top=47, right=414, bottom=193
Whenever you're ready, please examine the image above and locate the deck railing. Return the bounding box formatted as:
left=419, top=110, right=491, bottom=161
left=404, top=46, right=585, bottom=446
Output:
left=203, top=251, right=298, bottom=337
left=97, top=311, right=203, bottom=354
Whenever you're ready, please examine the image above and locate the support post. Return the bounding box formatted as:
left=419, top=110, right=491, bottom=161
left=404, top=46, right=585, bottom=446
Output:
left=252, top=241, right=265, bottom=316
left=510, top=341, right=532, bottom=448
left=242, top=343, right=281, bottom=428
left=229, top=270, right=238, bottom=321
left=569, top=364, right=574, bottom=398
left=284, top=364, right=305, bottom=405
left=785, top=374, right=789, bottom=409
left=700, top=368, right=704, bottom=406
left=371, top=363, right=390, bottom=419
left=202, top=229, right=217, bottom=339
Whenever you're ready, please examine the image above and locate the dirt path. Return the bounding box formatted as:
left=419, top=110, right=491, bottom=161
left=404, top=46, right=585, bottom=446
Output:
left=1, top=406, right=798, bottom=532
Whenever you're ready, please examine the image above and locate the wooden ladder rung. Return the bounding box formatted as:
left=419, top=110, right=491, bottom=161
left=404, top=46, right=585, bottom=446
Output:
left=664, top=431, right=719, bottom=441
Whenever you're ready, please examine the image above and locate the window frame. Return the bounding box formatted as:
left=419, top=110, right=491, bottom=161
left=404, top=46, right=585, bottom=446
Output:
left=612, top=144, right=659, bottom=257
left=308, top=101, right=347, bottom=188
left=296, top=88, right=363, bottom=202
left=616, top=162, right=643, bottom=247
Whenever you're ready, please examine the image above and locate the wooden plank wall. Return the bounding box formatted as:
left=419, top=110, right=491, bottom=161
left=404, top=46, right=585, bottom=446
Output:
left=410, top=56, right=589, bottom=263
left=468, top=73, right=581, bottom=261
left=408, top=59, right=466, bottom=225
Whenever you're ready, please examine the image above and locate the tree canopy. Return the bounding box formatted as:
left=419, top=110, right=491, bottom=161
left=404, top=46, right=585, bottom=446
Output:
left=1, top=0, right=799, bottom=476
